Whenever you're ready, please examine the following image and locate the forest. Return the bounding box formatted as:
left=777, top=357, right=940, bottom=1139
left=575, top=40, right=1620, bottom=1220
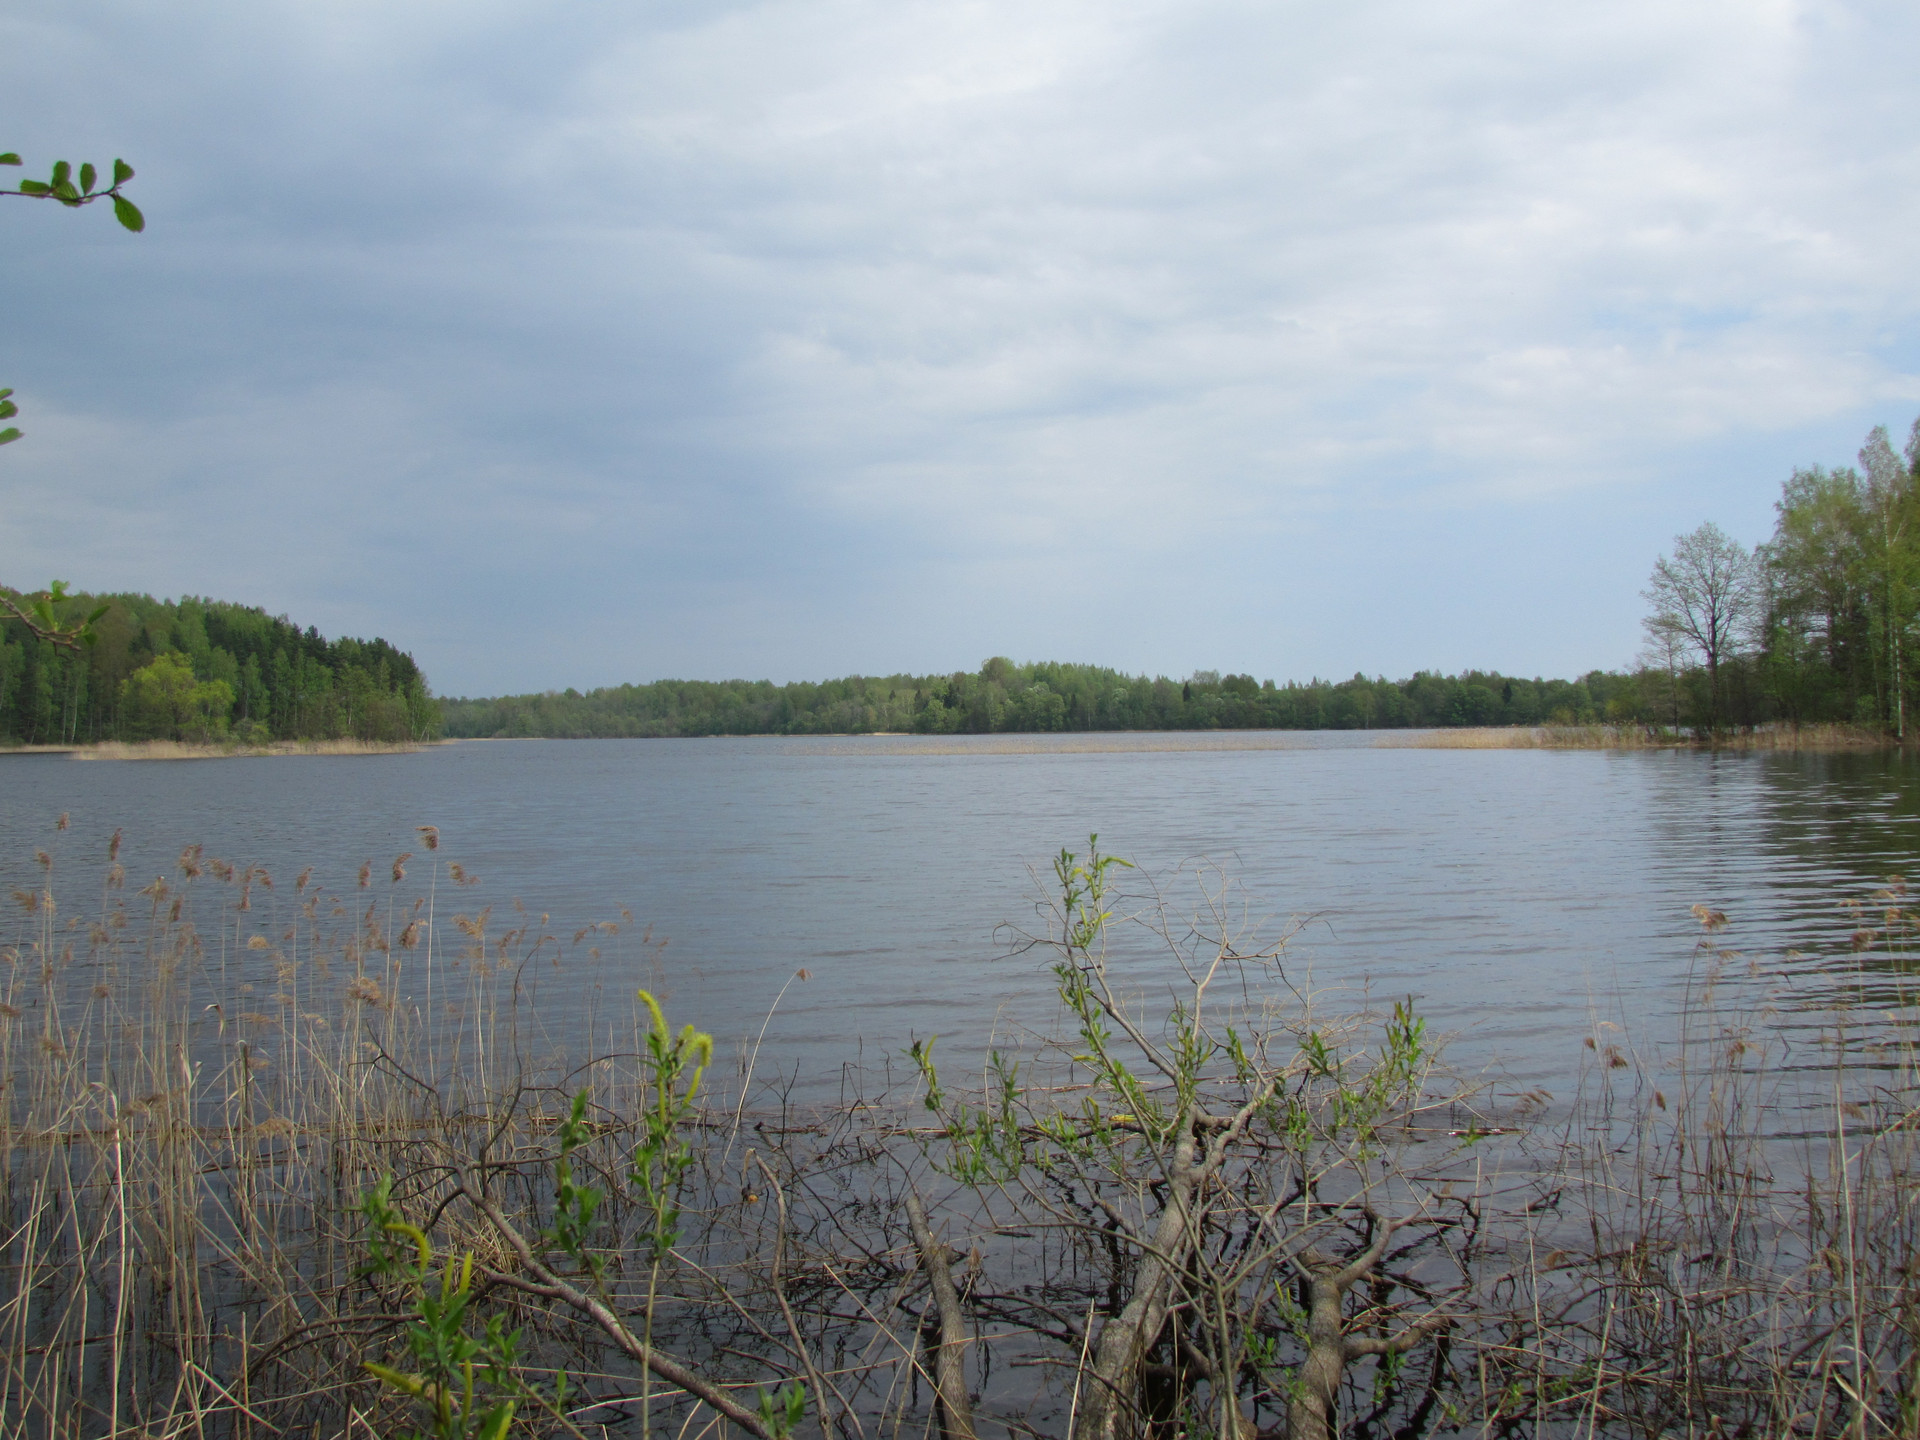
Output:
left=440, top=662, right=1640, bottom=738
left=0, top=589, right=440, bottom=745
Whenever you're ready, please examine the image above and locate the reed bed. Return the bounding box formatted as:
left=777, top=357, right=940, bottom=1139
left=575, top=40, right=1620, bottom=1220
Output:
left=1451, top=901, right=1920, bottom=1438
left=0, top=830, right=598, bottom=1435
left=1388, top=725, right=1661, bottom=749
left=3, top=828, right=1917, bottom=1438
left=1716, top=721, right=1892, bottom=750
left=1384, top=726, right=1667, bottom=749
left=1395, top=722, right=1894, bottom=751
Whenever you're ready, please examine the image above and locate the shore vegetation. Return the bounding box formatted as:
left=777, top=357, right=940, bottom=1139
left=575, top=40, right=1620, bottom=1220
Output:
left=1641, top=415, right=1920, bottom=740
left=1, top=825, right=1914, bottom=1437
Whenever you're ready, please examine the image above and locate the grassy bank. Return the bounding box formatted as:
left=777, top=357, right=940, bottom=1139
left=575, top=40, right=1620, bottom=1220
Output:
left=2, top=830, right=1914, bottom=1437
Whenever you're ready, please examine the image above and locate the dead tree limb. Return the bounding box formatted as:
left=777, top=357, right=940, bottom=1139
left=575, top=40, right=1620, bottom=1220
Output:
left=752, top=1152, right=848, bottom=1435
left=905, top=1190, right=978, bottom=1440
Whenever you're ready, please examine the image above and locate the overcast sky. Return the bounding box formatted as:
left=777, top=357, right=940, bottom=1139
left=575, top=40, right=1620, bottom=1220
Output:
left=4, top=0, right=1917, bottom=696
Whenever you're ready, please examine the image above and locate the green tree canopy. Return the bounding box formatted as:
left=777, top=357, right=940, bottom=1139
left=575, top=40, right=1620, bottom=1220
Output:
left=122, top=653, right=233, bottom=742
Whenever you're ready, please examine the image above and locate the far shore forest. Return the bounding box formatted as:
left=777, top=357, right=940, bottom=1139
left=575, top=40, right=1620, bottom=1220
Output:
left=0, top=592, right=438, bottom=746
left=7, top=416, right=1920, bottom=747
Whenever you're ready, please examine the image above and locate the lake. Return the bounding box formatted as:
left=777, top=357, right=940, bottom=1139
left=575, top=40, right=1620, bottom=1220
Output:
left=3, top=732, right=1916, bottom=1103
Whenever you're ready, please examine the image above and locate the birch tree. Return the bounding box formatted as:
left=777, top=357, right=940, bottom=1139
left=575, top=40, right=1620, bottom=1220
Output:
left=1857, top=423, right=1920, bottom=737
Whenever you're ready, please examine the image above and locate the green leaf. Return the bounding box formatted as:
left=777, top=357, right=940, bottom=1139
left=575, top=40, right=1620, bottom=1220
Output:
left=476, top=1401, right=518, bottom=1440
left=84, top=605, right=110, bottom=625
left=53, top=181, right=81, bottom=204
left=112, top=158, right=133, bottom=185
left=113, top=195, right=144, bottom=232
left=17, top=180, right=49, bottom=195
left=0, top=399, right=16, bottom=421
left=49, top=161, right=69, bottom=187
left=0, top=389, right=12, bottom=400
left=0, top=154, right=20, bottom=166
left=0, top=428, right=20, bottom=446
left=79, top=163, right=96, bottom=194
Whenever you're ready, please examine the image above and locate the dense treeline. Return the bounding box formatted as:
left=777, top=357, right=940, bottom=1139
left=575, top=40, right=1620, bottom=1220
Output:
left=0, top=589, right=440, bottom=745
left=1638, top=415, right=1920, bottom=734
left=441, top=660, right=1641, bottom=738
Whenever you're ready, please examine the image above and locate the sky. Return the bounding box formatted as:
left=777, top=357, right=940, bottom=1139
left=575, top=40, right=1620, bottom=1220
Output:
left=3, top=0, right=1918, bottom=697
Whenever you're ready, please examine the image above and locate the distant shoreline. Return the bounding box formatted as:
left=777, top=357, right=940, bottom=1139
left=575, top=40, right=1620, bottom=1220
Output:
left=439, top=724, right=1902, bottom=753
left=499, top=723, right=1903, bottom=754
left=4, top=725, right=1898, bottom=760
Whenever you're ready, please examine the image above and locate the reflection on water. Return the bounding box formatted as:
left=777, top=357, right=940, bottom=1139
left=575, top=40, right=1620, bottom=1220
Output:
left=2, top=735, right=1918, bottom=1095
left=1678, top=751, right=1920, bottom=1052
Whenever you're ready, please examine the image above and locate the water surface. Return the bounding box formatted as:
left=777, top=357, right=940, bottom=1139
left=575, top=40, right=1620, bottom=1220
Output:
left=3, top=733, right=1916, bottom=1095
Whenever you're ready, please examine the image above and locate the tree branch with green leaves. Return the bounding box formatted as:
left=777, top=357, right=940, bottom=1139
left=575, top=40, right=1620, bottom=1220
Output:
left=0, top=152, right=143, bottom=231
left=1, top=148, right=143, bottom=652
left=1, top=147, right=145, bottom=449
left=0, top=580, right=110, bottom=652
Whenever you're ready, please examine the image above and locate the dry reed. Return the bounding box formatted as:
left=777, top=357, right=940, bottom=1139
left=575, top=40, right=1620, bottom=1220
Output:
left=1393, top=722, right=1893, bottom=751
left=0, top=832, right=657, bottom=1436
left=1449, top=898, right=1920, bottom=1437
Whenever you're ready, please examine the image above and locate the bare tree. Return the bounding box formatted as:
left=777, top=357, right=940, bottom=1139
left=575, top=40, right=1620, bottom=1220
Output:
left=1642, top=522, right=1760, bottom=730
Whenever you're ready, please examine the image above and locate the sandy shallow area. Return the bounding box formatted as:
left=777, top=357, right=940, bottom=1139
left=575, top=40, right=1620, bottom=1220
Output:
left=0, top=739, right=428, bottom=761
